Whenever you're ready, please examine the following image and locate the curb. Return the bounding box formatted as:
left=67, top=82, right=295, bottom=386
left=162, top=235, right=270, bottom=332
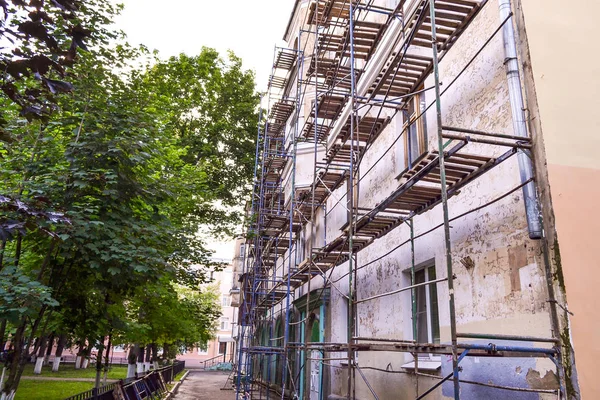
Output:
left=164, top=370, right=189, bottom=399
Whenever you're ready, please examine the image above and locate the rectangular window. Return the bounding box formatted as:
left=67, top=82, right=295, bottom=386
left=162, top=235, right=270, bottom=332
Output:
left=218, top=342, right=227, bottom=355
left=402, top=89, right=428, bottom=169
left=220, top=317, right=230, bottom=331
left=402, top=263, right=441, bottom=371
left=222, top=295, right=230, bottom=307
left=414, top=265, right=440, bottom=344
left=197, top=343, right=208, bottom=355
left=295, top=233, right=305, bottom=267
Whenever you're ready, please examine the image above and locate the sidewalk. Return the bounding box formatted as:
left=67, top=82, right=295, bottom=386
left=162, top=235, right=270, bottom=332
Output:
left=173, top=370, right=234, bottom=400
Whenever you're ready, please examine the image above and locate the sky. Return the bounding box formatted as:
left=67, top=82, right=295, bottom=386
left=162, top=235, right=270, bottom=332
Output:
left=112, top=0, right=295, bottom=260
left=113, top=0, right=295, bottom=92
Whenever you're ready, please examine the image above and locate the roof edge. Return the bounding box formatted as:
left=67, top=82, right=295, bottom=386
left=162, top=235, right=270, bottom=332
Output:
left=283, top=0, right=303, bottom=42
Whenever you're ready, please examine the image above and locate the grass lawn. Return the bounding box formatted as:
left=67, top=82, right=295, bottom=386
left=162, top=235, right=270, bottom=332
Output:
left=15, top=380, right=93, bottom=400
left=173, top=369, right=187, bottom=381
left=21, top=363, right=128, bottom=380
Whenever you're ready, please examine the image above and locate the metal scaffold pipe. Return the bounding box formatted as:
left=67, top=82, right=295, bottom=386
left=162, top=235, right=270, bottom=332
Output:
left=429, top=0, right=460, bottom=398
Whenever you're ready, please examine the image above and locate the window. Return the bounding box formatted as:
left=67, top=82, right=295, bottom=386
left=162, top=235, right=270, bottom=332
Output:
left=402, top=89, right=428, bottom=170
left=295, top=233, right=305, bottom=267
left=415, top=265, right=440, bottom=345
left=222, top=295, right=230, bottom=307
left=218, top=342, right=227, bottom=355
left=220, top=317, right=230, bottom=330
left=197, top=343, right=208, bottom=355
left=402, top=264, right=441, bottom=371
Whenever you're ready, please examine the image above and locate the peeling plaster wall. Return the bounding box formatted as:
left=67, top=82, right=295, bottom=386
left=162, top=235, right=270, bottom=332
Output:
left=317, top=3, right=556, bottom=399
left=261, top=1, right=582, bottom=399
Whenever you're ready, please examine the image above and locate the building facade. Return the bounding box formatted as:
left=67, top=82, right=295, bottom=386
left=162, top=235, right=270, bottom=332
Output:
left=235, top=0, right=596, bottom=399
left=177, top=261, right=236, bottom=366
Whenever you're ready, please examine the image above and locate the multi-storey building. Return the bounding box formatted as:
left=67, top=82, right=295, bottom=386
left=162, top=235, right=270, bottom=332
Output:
left=235, top=1, right=598, bottom=399
left=178, top=261, right=236, bottom=366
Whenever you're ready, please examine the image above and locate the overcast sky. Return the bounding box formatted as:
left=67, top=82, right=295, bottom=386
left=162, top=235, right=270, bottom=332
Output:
left=113, top=0, right=295, bottom=259
left=113, top=0, right=295, bottom=91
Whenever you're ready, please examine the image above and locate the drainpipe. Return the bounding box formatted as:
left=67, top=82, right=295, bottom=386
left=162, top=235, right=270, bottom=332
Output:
left=499, top=0, right=542, bottom=239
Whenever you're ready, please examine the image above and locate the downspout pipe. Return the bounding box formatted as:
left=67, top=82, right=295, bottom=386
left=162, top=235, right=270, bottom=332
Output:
left=499, top=0, right=543, bottom=239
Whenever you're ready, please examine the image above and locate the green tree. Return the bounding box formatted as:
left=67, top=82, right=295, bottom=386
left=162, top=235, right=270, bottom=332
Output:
left=0, top=4, right=258, bottom=398
left=0, top=0, right=120, bottom=134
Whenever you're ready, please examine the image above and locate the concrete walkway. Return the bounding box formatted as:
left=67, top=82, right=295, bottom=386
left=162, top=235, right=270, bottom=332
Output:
left=173, top=370, right=235, bottom=400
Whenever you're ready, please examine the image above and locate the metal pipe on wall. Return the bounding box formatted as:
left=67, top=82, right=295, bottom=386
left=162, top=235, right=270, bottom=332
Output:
left=498, top=0, right=542, bottom=239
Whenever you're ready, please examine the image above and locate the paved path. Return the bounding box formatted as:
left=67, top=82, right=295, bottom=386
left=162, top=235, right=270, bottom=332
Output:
left=20, top=376, right=118, bottom=383
left=174, top=370, right=235, bottom=400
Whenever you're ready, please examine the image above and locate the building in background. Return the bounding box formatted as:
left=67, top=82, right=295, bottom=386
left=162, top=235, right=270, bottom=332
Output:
left=178, top=260, right=236, bottom=367
left=235, top=0, right=597, bottom=399
left=230, top=237, right=246, bottom=366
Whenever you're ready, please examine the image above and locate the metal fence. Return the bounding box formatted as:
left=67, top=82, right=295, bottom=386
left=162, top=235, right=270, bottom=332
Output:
left=64, top=361, right=186, bottom=400
left=54, top=355, right=130, bottom=365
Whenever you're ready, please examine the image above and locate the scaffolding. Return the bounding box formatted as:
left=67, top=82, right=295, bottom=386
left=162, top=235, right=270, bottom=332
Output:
left=237, top=0, right=566, bottom=399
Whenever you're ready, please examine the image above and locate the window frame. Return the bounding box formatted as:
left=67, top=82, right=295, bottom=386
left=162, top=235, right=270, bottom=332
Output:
left=403, top=90, right=428, bottom=169
left=414, top=265, right=440, bottom=347
left=222, top=295, right=230, bottom=307
left=403, top=263, right=441, bottom=369
left=397, top=88, right=428, bottom=179
left=197, top=342, right=208, bottom=355
left=220, top=316, right=230, bottom=331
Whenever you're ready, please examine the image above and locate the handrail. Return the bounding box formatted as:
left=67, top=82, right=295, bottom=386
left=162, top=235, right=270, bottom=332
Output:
left=200, top=353, right=226, bottom=370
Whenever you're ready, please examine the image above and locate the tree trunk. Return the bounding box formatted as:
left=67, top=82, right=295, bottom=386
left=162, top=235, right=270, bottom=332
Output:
left=0, top=238, right=6, bottom=272
left=127, top=345, right=138, bottom=379
left=52, top=335, right=66, bottom=372
left=75, top=341, right=88, bottom=369
left=0, top=320, right=6, bottom=351
left=144, top=344, right=152, bottom=372
left=33, top=336, right=48, bottom=375
left=94, top=338, right=105, bottom=389
left=43, top=334, right=54, bottom=366
left=103, top=334, right=112, bottom=385
left=2, top=306, right=48, bottom=399
left=81, top=354, right=89, bottom=369
left=136, top=344, right=145, bottom=374
left=151, top=343, right=159, bottom=370
left=0, top=367, right=6, bottom=400
left=1, top=323, right=25, bottom=399
left=13, top=235, right=22, bottom=267
left=162, top=343, right=170, bottom=364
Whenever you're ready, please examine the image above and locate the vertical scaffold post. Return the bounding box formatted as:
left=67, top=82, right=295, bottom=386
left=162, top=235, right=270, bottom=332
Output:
left=281, top=41, right=303, bottom=400
left=348, top=1, right=357, bottom=399
left=409, top=219, right=419, bottom=396
left=236, top=96, right=266, bottom=399
left=429, top=1, right=460, bottom=399
left=263, top=57, right=277, bottom=398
